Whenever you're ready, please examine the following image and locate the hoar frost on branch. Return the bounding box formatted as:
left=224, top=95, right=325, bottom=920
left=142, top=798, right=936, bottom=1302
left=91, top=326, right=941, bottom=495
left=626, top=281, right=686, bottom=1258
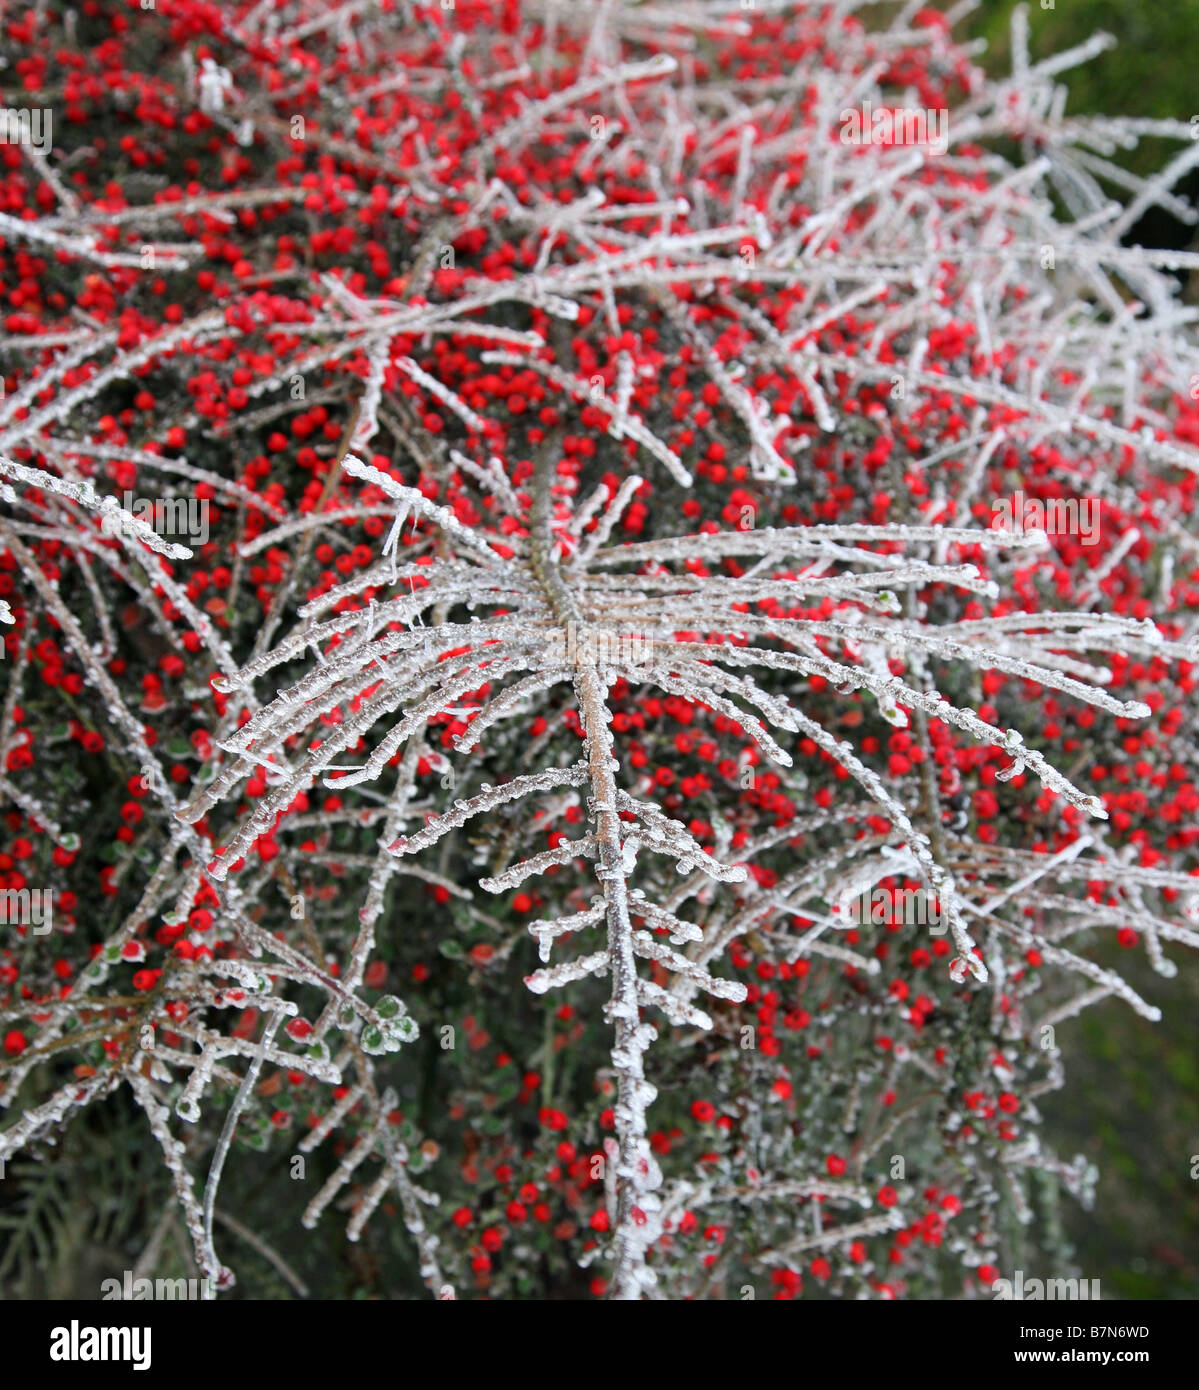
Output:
left=1, top=0, right=1199, bottom=1300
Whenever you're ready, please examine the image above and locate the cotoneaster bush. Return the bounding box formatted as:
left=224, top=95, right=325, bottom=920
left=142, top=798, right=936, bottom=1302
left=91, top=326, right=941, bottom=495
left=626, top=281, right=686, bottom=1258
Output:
left=1, top=0, right=1199, bottom=1301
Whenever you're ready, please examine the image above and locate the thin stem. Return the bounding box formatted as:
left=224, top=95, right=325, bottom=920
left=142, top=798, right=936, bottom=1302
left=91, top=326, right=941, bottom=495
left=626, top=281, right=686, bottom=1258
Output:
left=528, top=429, right=656, bottom=1300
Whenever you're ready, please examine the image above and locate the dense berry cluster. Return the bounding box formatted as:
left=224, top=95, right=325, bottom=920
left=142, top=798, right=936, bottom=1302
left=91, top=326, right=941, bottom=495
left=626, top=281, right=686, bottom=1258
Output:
left=1, top=0, right=1198, bottom=1300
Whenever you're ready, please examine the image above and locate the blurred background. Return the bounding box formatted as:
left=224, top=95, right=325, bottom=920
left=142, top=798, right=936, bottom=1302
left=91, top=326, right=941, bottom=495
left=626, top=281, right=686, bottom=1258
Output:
left=970, top=0, right=1199, bottom=289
